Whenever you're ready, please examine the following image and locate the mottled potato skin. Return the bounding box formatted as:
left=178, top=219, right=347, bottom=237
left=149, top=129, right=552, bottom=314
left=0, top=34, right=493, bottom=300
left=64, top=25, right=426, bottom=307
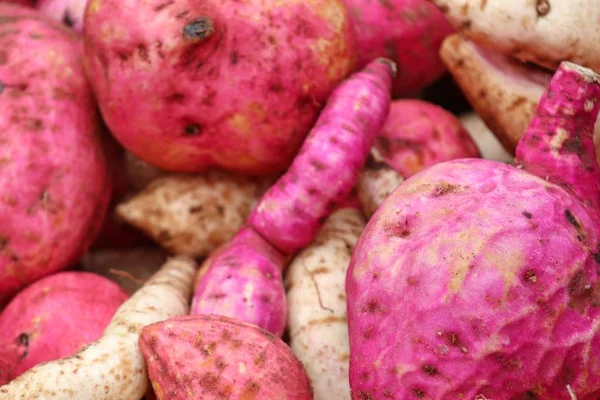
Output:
left=83, top=0, right=357, bottom=174
left=0, top=7, right=111, bottom=304
left=0, top=271, right=128, bottom=384
left=347, top=159, right=600, bottom=399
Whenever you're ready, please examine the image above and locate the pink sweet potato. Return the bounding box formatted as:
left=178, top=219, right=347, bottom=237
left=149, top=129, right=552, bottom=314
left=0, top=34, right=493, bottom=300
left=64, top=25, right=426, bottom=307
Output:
left=83, top=0, right=357, bottom=175
left=0, top=6, right=111, bottom=304
left=0, top=271, right=128, bottom=384
left=343, top=0, right=454, bottom=97
left=1, top=0, right=33, bottom=6
left=36, top=0, right=87, bottom=32
left=346, top=62, right=600, bottom=399
left=373, top=99, right=480, bottom=178
left=191, top=227, right=288, bottom=336
left=139, top=314, right=313, bottom=400
left=249, top=58, right=395, bottom=255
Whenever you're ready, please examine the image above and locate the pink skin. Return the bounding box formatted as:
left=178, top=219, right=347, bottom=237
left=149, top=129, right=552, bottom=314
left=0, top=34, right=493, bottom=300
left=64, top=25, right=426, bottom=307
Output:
left=35, top=0, right=87, bottom=32
left=0, top=271, right=128, bottom=384
left=375, top=99, right=480, bottom=178
left=83, top=0, right=357, bottom=175
left=516, top=63, right=600, bottom=210
left=0, top=7, right=111, bottom=305
left=139, top=315, right=313, bottom=400
left=191, top=227, right=287, bottom=337
left=342, top=0, right=454, bottom=97
left=346, top=63, right=600, bottom=398
left=248, top=58, right=395, bottom=255
left=1, top=0, right=34, bottom=6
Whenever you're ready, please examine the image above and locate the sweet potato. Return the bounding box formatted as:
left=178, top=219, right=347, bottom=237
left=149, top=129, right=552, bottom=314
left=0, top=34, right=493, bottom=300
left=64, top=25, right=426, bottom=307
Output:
left=116, top=172, right=275, bottom=258
left=139, top=315, right=314, bottom=399
left=83, top=0, right=357, bottom=175
left=249, top=58, right=395, bottom=255
left=36, top=0, right=87, bottom=31
left=0, top=271, right=128, bottom=384
left=343, top=0, right=454, bottom=96
left=459, top=112, right=514, bottom=163
left=285, top=208, right=365, bottom=399
left=0, top=256, right=197, bottom=399
left=431, top=0, right=600, bottom=72
left=356, top=155, right=405, bottom=219
left=0, top=5, right=111, bottom=304
left=346, top=62, right=600, bottom=399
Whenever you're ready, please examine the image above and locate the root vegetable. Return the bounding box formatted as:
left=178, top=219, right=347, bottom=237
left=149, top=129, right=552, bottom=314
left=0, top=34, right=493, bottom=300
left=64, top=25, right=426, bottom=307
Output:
left=249, top=58, right=395, bottom=255
left=139, top=314, right=314, bottom=400
left=0, top=5, right=111, bottom=304
left=357, top=156, right=405, bottom=219
left=0, top=256, right=197, bottom=400
left=342, top=0, right=454, bottom=96
left=83, top=0, right=357, bottom=175
left=459, top=112, right=514, bottom=163
left=79, top=247, right=168, bottom=294
left=431, top=0, right=600, bottom=72
left=346, top=62, right=600, bottom=399
left=0, top=271, right=128, bottom=385
left=191, top=227, right=287, bottom=336
left=285, top=208, right=365, bottom=399
left=116, top=172, right=275, bottom=258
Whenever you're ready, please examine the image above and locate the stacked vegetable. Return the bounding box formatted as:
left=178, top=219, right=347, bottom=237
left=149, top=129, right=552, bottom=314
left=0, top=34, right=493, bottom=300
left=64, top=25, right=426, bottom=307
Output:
left=1, top=0, right=599, bottom=399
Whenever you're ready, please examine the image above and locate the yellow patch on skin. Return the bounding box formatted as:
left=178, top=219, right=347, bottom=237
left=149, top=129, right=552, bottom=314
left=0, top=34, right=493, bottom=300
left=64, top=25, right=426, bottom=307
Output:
left=228, top=114, right=250, bottom=136
left=153, top=382, right=164, bottom=400
left=87, top=0, right=101, bottom=13
left=310, top=37, right=354, bottom=81
left=550, top=128, right=569, bottom=156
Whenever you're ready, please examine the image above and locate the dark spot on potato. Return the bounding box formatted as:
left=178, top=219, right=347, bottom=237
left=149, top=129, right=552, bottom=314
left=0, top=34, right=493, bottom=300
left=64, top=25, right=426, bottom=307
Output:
left=522, top=211, right=533, bottom=219
left=17, top=333, right=29, bottom=358
left=362, top=300, right=380, bottom=314
left=535, top=0, right=550, bottom=17
left=154, top=0, right=175, bottom=12
left=359, top=372, right=370, bottom=382
left=62, top=11, right=74, bottom=28
left=412, top=388, right=426, bottom=398
left=310, top=159, right=326, bottom=171
left=435, top=182, right=461, bottom=196
left=189, top=205, right=203, bottom=214
left=199, top=372, right=219, bottom=388
left=357, top=392, right=374, bottom=400
left=523, top=269, right=537, bottom=283
left=567, top=270, right=600, bottom=311
left=422, top=365, right=438, bottom=376
left=564, top=209, right=585, bottom=241
left=0, top=236, right=8, bottom=249
left=184, top=123, right=203, bottom=136
left=363, top=327, right=374, bottom=339
left=208, top=292, right=226, bottom=300
left=183, top=17, right=215, bottom=40
left=268, top=82, right=284, bottom=93
left=166, top=92, right=186, bottom=104
left=137, top=44, right=149, bottom=62
left=116, top=51, right=129, bottom=62
left=229, top=50, right=239, bottom=65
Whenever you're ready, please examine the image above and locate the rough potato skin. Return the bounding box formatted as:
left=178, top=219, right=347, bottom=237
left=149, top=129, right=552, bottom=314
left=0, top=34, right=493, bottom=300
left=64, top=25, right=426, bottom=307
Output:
left=36, top=0, right=87, bottom=31
left=346, top=159, right=600, bottom=399
left=0, top=271, right=128, bottom=384
left=342, top=0, right=454, bottom=97
left=374, top=99, right=480, bottom=178
left=139, top=314, right=314, bottom=400
left=83, top=0, right=357, bottom=174
left=0, top=7, right=111, bottom=304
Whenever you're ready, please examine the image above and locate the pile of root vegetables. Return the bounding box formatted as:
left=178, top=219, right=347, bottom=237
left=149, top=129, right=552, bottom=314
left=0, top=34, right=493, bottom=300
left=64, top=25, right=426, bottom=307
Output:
left=1, top=0, right=600, bottom=398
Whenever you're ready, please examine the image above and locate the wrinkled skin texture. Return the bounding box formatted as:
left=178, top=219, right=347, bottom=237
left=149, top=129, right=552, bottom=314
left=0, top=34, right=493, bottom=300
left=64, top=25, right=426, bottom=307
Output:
left=342, top=0, right=453, bottom=97
left=36, top=0, right=87, bottom=31
left=0, top=271, right=128, bottom=384
left=139, top=315, right=314, bottom=400
left=83, top=0, right=357, bottom=174
left=347, top=159, right=600, bottom=399
left=0, top=7, right=111, bottom=304
left=374, top=99, right=480, bottom=178
left=249, top=59, right=394, bottom=255
left=191, top=227, right=287, bottom=336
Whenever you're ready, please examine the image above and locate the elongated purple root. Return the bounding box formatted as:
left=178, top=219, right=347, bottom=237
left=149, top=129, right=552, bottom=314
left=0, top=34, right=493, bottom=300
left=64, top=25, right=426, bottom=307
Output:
left=191, top=227, right=287, bottom=336
left=139, top=315, right=313, bottom=400
left=248, top=58, right=395, bottom=255
left=516, top=62, right=600, bottom=210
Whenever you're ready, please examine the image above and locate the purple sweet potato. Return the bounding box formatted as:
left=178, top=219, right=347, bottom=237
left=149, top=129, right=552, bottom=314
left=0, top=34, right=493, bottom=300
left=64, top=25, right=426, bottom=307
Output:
left=191, top=227, right=288, bottom=336
left=343, top=0, right=454, bottom=97
left=0, top=5, right=111, bottom=305
left=346, top=62, right=600, bottom=399
left=35, top=0, right=87, bottom=31
left=83, top=0, right=357, bottom=175
left=249, top=58, right=395, bottom=255
left=139, top=314, right=314, bottom=400
left=0, top=271, right=128, bottom=384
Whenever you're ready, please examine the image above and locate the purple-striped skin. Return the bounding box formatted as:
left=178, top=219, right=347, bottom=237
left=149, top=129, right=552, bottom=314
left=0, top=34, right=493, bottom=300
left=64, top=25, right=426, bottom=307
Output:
left=248, top=58, right=395, bottom=255
left=516, top=63, right=600, bottom=210
left=346, top=62, right=600, bottom=399
left=191, top=227, right=287, bottom=337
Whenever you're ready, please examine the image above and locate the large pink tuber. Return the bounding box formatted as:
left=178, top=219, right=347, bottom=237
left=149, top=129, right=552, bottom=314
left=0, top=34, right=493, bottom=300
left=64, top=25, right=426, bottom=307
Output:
left=83, top=0, right=357, bottom=175
left=343, top=0, right=454, bottom=96
left=0, top=4, right=111, bottom=304
left=139, top=314, right=313, bottom=399
left=249, top=58, right=395, bottom=255
left=346, top=62, right=600, bottom=398
left=0, top=271, right=128, bottom=384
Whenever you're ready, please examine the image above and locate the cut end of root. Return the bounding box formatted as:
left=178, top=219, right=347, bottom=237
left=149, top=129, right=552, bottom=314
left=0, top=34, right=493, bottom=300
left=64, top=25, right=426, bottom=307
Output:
left=376, top=57, right=398, bottom=79
left=183, top=17, right=215, bottom=40
left=561, top=61, right=600, bottom=84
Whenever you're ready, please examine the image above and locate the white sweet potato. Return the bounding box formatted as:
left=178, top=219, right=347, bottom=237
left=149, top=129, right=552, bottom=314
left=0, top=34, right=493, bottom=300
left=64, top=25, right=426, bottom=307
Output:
left=0, top=257, right=196, bottom=400
left=285, top=208, right=366, bottom=399
left=357, top=155, right=405, bottom=219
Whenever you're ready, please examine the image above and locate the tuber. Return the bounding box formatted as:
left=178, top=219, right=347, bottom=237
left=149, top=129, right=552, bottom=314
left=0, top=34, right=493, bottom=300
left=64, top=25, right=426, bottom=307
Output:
left=139, top=314, right=314, bottom=399
left=0, top=256, right=196, bottom=399
left=83, top=0, right=357, bottom=175
left=346, top=61, right=600, bottom=398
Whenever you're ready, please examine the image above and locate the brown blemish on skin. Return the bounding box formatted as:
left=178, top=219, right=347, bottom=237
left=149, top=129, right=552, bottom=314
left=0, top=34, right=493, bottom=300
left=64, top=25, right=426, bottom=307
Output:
left=568, top=270, right=600, bottom=311
left=535, top=0, right=551, bottom=17
left=480, top=0, right=488, bottom=10
left=422, top=365, right=438, bottom=376
left=413, top=388, right=426, bottom=398
left=184, top=123, right=203, bottom=136
left=522, top=211, right=533, bottom=219
left=240, top=380, right=259, bottom=400
left=523, top=269, right=537, bottom=283
left=183, top=17, right=215, bottom=41
left=564, top=209, right=586, bottom=241
left=434, top=182, right=462, bottom=196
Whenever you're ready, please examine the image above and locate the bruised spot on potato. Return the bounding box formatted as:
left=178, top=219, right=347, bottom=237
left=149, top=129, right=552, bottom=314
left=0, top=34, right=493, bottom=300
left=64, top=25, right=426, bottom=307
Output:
left=17, top=333, right=29, bottom=359
left=184, top=123, right=203, bottom=136
left=434, top=182, right=462, bottom=196
left=522, top=211, right=533, bottom=219
left=567, top=270, right=600, bottom=311
left=183, top=17, right=215, bottom=41
left=412, top=388, right=426, bottom=398
left=535, top=0, right=551, bottom=17
left=229, top=50, right=239, bottom=65
left=523, top=269, right=537, bottom=284
left=422, top=365, right=438, bottom=376
left=62, top=11, right=74, bottom=28
left=564, top=209, right=586, bottom=241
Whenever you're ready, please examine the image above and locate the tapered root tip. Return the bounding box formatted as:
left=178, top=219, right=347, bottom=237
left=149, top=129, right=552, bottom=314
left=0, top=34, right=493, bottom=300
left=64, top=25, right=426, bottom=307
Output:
left=561, top=61, right=600, bottom=84
left=376, top=57, right=398, bottom=79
